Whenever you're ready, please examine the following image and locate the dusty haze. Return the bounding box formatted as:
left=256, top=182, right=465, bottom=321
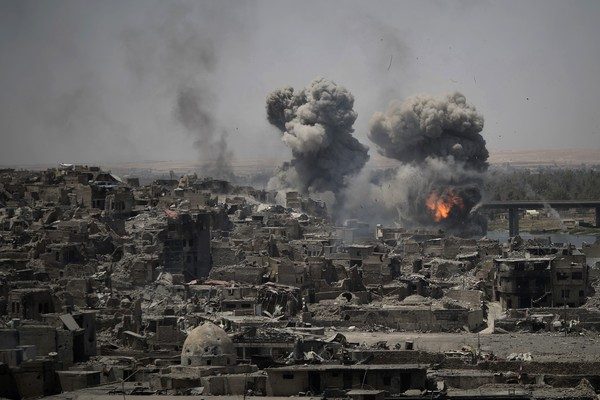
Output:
left=1, top=0, right=600, bottom=166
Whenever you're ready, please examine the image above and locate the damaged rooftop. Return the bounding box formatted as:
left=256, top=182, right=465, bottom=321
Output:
left=2, top=1, right=600, bottom=399
left=0, top=165, right=599, bottom=400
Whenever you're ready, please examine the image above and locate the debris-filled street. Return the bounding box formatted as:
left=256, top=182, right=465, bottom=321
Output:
left=1, top=165, right=599, bottom=399
left=2, top=1, right=600, bottom=399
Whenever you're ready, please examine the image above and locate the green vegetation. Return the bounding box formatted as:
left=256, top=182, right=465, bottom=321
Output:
left=484, top=167, right=600, bottom=201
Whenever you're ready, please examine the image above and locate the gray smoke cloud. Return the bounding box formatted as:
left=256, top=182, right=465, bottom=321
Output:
left=346, top=91, right=488, bottom=235
left=369, top=92, right=488, bottom=170
left=266, top=78, right=369, bottom=210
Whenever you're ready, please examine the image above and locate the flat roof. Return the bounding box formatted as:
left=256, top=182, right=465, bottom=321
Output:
left=494, top=256, right=554, bottom=262
left=9, top=288, right=51, bottom=293
left=267, top=363, right=427, bottom=372
left=347, top=389, right=386, bottom=394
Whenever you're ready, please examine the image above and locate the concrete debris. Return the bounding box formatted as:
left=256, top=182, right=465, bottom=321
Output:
left=507, top=352, right=533, bottom=362
left=0, top=165, right=598, bottom=399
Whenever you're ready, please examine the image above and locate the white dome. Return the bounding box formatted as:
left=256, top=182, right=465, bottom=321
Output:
left=181, top=322, right=235, bottom=366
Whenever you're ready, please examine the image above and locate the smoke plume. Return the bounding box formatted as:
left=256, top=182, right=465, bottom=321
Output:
left=369, top=92, right=488, bottom=170
left=347, top=91, right=488, bottom=235
left=175, top=86, right=233, bottom=179
left=266, top=78, right=369, bottom=210
left=122, top=3, right=236, bottom=180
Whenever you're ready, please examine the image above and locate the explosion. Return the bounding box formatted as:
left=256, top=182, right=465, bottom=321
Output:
left=425, top=188, right=465, bottom=222
left=265, top=78, right=369, bottom=214
left=342, top=91, right=489, bottom=236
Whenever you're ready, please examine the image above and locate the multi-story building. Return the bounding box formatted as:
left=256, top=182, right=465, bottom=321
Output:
left=493, top=247, right=589, bottom=309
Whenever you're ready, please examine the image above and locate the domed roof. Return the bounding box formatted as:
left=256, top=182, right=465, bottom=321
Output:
left=400, top=294, right=430, bottom=305
left=181, top=322, right=234, bottom=359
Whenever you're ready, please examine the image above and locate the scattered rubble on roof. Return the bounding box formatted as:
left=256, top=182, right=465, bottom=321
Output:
left=0, top=166, right=599, bottom=399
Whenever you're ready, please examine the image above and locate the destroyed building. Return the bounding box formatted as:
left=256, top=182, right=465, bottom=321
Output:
left=493, top=245, right=590, bottom=309
left=0, top=166, right=599, bottom=400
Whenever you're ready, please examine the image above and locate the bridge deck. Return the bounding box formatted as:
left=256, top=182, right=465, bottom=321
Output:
left=481, top=200, right=600, bottom=209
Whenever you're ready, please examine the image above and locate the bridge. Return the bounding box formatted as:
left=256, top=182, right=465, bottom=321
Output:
left=479, top=200, right=600, bottom=237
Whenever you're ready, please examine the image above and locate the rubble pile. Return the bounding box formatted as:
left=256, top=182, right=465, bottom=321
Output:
left=0, top=165, right=598, bottom=399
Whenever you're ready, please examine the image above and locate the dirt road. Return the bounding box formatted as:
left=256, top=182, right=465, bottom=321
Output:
left=340, top=330, right=600, bottom=361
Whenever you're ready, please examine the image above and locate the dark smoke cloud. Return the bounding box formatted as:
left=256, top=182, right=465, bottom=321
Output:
left=266, top=78, right=369, bottom=209
left=345, top=91, right=488, bottom=235
left=369, top=92, right=488, bottom=171
left=176, top=87, right=214, bottom=133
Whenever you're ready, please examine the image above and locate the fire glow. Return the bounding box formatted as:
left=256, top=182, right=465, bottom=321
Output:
left=425, top=188, right=465, bottom=222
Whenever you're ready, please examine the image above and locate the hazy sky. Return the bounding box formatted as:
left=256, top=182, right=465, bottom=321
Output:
left=1, top=0, right=599, bottom=165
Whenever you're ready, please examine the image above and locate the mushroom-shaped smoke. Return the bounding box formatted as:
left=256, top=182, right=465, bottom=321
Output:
left=266, top=78, right=369, bottom=212
left=368, top=92, right=488, bottom=170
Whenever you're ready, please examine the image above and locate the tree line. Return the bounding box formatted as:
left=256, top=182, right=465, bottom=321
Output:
left=484, top=166, right=600, bottom=201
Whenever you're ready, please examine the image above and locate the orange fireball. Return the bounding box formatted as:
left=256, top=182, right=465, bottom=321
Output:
left=425, top=189, right=464, bottom=222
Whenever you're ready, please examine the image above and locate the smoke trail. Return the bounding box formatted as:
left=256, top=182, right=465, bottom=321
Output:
left=122, top=3, right=235, bottom=180
left=347, top=91, right=488, bottom=235
left=266, top=78, right=369, bottom=210
left=175, top=86, right=233, bottom=179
